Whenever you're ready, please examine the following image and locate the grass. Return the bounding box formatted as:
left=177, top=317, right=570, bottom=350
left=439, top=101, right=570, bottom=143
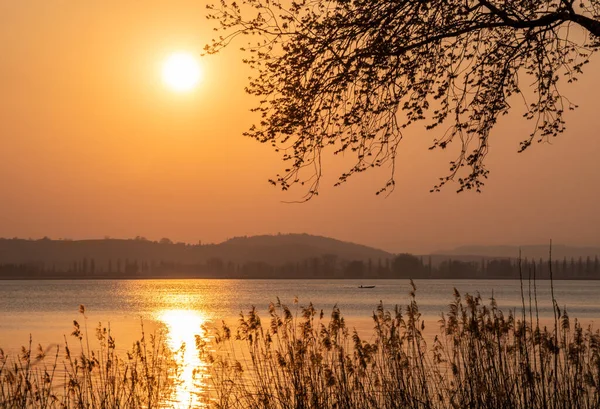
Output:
left=2, top=276, right=600, bottom=408
left=0, top=305, right=178, bottom=409
left=199, top=279, right=600, bottom=409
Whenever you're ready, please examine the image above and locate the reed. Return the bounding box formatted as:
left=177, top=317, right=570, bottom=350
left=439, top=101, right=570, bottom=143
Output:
left=2, top=276, right=600, bottom=408
left=200, top=279, right=600, bottom=409
left=0, top=305, right=178, bottom=409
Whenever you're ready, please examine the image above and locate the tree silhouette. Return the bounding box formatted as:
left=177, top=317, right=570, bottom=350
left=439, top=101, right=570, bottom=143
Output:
left=392, top=253, right=424, bottom=278
left=206, top=0, right=599, bottom=197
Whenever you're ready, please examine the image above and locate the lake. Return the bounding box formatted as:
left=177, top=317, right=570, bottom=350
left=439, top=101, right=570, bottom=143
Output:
left=2, top=279, right=600, bottom=406
left=3, top=279, right=600, bottom=349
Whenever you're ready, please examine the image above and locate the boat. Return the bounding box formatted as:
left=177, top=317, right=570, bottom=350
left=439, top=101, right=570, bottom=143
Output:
left=358, top=285, right=375, bottom=289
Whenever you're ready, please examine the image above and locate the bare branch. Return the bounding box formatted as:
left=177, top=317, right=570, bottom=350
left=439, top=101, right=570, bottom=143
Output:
left=206, top=0, right=599, bottom=197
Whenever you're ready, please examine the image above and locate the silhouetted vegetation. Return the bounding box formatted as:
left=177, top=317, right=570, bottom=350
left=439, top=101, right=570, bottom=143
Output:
left=200, top=281, right=600, bottom=408
left=207, top=0, right=600, bottom=196
left=3, top=249, right=600, bottom=280
left=0, top=306, right=177, bottom=408
left=1, top=236, right=599, bottom=279
left=0, top=235, right=390, bottom=279
left=3, top=278, right=600, bottom=408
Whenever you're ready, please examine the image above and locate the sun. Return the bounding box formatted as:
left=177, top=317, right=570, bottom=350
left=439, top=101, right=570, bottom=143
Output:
left=162, top=52, right=202, bottom=92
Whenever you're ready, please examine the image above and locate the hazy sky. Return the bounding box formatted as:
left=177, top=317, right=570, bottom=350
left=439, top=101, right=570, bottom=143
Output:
left=1, top=1, right=599, bottom=254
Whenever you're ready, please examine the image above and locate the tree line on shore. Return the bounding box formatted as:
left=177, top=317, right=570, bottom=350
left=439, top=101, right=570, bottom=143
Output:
left=2, top=252, right=600, bottom=280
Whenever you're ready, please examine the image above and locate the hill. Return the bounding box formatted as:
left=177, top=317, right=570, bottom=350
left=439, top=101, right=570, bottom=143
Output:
left=213, top=234, right=393, bottom=264
left=0, top=234, right=393, bottom=278
left=3, top=236, right=599, bottom=279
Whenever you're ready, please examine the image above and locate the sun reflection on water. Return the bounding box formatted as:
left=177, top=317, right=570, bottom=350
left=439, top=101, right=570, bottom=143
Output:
left=157, top=309, right=209, bottom=407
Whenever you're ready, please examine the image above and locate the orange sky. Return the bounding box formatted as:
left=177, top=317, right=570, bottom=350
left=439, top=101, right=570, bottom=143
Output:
left=1, top=1, right=599, bottom=254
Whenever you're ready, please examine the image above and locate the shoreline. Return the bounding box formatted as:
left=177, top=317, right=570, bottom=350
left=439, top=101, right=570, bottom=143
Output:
left=1, top=276, right=599, bottom=281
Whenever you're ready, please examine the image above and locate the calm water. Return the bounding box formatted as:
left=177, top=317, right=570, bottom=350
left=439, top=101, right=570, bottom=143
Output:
left=2, top=279, right=600, bottom=348
left=1, top=279, right=600, bottom=406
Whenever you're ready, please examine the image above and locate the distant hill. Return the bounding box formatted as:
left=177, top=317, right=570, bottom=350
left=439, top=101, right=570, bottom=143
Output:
left=434, top=244, right=600, bottom=260
left=3, top=235, right=599, bottom=279
left=0, top=234, right=393, bottom=267
left=213, top=234, right=393, bottom=264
